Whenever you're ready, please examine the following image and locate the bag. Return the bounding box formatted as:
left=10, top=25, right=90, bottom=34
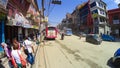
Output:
left=17, top=51, right=27, bottom=66
left=11, top=56, right=17, bottom=68
left=23, top=42, right=29, bottom=55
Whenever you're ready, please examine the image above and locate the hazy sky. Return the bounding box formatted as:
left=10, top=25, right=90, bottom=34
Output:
left=37, top=0, right=120, bottom=26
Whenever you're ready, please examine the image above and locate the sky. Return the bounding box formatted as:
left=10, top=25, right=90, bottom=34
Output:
left=37, top=0, right=120, bottom=26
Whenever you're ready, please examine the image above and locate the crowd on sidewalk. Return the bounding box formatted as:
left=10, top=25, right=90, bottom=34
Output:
left=0, top=36, right=39, bottom=68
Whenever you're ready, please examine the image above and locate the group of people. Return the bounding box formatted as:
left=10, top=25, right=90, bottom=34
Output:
left=1, top=36, right=35, bottom=68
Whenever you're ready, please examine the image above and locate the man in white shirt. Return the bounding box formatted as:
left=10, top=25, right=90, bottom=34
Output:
left=23, top=36, right=35, bottom=65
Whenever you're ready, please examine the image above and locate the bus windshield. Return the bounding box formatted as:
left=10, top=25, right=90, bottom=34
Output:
left=48, top=27, right=55, bottom=30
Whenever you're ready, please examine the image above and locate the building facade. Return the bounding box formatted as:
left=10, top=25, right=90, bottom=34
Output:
left=108, top=8, right=120, bottom=38
left=6, top=0, right=31, bottom=43
left=90, top=0, right=109, bottom=34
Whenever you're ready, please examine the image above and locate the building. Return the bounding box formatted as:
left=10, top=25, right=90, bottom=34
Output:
left=6, top=0, right=31, bottom=43
left=60, top=0, right=109, bottom=35
left=90, top=0, right=109, bottom=34
left=25, top=0, right=40, bottom=39
left=76, top=2, right=91, bottom=33
left=5, top=0, right=40, bottom=43
left=108, top=7, right=120, bottom=38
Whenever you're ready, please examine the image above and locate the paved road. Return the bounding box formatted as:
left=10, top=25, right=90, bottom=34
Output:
left=33, top=35, right=120, bottom=68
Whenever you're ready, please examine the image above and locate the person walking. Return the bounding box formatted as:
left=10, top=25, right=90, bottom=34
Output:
left=11, top=44, right=26, bottom=68
left=1, top=42, right=13, bottom=68
left=23, top=36, right=35, bottom=65
left=61, top=32, right=64, bottom=40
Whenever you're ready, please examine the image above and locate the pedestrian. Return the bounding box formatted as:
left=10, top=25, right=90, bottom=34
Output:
left=11, top=43, right=26, bottom=68
left=23, top=36, right=35, bottom=65
left=12, top=38, right=21, bottom=50
left=61, top=32, right=64, bottom=40
left=1, top=42, right=13, bottom=68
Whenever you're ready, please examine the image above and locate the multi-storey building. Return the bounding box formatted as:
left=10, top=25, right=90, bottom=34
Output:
left=76, top=2, right=90, bottom=33
left=4, top=0, right=40, bottom=43
left=90, top=0, right=109, bottom=34
left=5, top=0, right=31, bottom=43
left=71, top=0, right=109, bottom=34
left=108, top=7, right=120, bottom=38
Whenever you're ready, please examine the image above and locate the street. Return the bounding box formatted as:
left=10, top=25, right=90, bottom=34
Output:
left=33, top=34, right=120, bottom=68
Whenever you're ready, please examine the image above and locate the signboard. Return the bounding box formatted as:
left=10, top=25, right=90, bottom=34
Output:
left=23, top=19, right=31, bottom=28
left=0, top=0, right=8, bottom=9
left=12, top=13, right=23, bottom=26
left=92, top=13, right=98, bottom=18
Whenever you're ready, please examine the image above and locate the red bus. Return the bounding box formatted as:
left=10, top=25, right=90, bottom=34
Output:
left=45, top=26, right=57, bottom=39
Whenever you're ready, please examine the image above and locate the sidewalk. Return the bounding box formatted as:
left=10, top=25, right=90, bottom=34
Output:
left=1, top=41, right=39, bottom=68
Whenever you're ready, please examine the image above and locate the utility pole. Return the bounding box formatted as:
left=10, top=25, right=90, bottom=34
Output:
left=39, top=0, right=45, bottom=43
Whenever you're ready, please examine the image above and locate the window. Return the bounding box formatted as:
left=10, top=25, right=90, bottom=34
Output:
left=98, top=2, right=104, bottom=8
left=100, top=9, right=105, bottom=15
left=113, top=15, right=119, bottom=20
left=90, top=2, right=96, bottom=8
left=100, top=17, right=105, bottom=22
left=92, top=9, right=98, bottom=14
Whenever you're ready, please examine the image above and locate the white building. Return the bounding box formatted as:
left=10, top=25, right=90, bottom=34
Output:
left=90, top=0, right=110, bottom=34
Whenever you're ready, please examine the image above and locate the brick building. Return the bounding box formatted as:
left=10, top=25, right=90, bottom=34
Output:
left=108, top=8, right=120, bottom=38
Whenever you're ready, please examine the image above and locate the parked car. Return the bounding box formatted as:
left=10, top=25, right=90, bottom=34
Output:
left=101, top=34, right=115, bottom=41
left=86, top=34, right=102, bottom=45
left=112, top=48, right=120, bottom=66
